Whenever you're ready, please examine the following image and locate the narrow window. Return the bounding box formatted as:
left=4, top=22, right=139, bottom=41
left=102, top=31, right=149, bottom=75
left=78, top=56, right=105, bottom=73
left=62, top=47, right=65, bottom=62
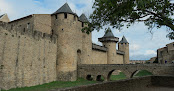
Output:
left=51, top=30, right=54, bottom=34
left=82, top=22, right=84, bottom=27
left=74, top=16, right=76, bottom=21
left=11, top=25, right=13, bottom=30
left=24, top=28, right=25, bottom=32
left=27, top=23, right=30, bottom=29
left=55, top=15, right=57, bottom=19
left=64, top=13, right=67, bottom=19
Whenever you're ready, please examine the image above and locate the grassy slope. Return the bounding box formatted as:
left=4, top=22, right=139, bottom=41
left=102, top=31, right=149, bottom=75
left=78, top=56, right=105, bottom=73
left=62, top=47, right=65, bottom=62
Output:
left=110, top=70, right=153, bottom=80
left=135, top=70, right=153, bottom=77
left=3, top=78, right=96, bottom=91
left=110, top=72, right=127, bottom=80
left=3, top=70, right=153, bottom=91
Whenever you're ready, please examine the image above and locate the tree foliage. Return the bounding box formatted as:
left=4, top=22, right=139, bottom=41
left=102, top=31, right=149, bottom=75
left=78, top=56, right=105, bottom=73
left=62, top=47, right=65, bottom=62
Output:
left=87, top=0, right=174, bottom=39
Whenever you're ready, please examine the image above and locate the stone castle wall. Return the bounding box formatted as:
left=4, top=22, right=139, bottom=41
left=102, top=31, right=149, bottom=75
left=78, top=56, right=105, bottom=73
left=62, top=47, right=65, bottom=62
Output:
left=8, top=14, right=51, bottom=34
left=34, top=14, right=52, bottom=34
left=91, top=44, right=124, bottom=64
left=116, top=54, right=124, bottom=64
left=157, top=42, right=174, bottom=64
left=0, top=10, right=128, bottom=90
left=92, top=50, right=107, bottom=64
left=0, top=22, right=57, bottom=90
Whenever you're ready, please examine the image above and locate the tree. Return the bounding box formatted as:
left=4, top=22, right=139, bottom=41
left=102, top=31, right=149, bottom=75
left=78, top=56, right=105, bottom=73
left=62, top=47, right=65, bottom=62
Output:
left=87, top=0, right=174, bottom=39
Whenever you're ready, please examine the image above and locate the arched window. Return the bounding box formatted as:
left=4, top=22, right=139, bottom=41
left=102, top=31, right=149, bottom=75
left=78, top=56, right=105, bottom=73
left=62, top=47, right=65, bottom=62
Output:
left=27, top=23, right=30, bottom=30
left=77, top=49, right=81, bottom=64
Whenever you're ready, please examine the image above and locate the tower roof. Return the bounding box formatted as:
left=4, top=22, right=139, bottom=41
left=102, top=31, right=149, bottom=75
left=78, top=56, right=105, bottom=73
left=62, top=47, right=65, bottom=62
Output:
left=53, top=3, right=74, bottom=15
left=98, top=28, right=119, bottom=43
left=79, top=14, right=89, bottom=22
left=103, top=28, right=115, bottom=37
left=119, top=36, right=129, bottom=43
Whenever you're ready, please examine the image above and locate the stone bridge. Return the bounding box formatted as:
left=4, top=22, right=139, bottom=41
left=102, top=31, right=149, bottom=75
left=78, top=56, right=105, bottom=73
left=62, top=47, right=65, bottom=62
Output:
left=78, top=64, right=174, bottom=81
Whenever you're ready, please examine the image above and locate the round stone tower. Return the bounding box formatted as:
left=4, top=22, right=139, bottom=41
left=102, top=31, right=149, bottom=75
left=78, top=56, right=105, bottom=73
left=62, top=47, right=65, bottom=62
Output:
left=51, top=3, right=82, bottom=81
left=79, top=14, right=92, bottom=64
left=118, top=36, right=129, bottom=64
left=98, top=28, right=119, bottom=64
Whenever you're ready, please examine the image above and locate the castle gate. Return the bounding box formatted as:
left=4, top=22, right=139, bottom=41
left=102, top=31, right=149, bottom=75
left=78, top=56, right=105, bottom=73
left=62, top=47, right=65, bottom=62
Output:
left=78, top=64, right=174, bottom=81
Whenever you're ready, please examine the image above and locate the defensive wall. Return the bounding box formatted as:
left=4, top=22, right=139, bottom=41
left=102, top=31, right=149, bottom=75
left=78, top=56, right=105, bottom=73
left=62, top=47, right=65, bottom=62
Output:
left=0, top=21, right=58, bottom=89
left=78, top=64, right=174, bottom=81
left=157, top=42, right=174, bottom=64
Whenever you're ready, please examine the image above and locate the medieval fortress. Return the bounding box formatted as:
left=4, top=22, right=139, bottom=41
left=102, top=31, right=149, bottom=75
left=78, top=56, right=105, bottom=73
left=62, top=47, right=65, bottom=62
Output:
left=0, top=3, right=129, bottom=90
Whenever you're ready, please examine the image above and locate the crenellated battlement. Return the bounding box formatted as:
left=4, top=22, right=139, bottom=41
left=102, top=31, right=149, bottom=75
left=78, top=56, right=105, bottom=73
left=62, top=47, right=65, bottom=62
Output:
left=0, top=22, right=57, bottom=44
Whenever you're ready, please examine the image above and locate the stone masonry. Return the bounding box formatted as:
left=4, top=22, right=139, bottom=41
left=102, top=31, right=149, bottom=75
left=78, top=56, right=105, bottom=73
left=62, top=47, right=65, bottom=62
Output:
left=157, top=42, right=174, bottom=64
left=78, top=64, right=174, bottom=81
left=0, top=3, right=129, bottom=90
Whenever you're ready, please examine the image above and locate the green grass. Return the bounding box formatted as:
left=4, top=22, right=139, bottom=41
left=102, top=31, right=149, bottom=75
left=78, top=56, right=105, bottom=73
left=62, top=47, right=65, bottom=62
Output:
left=110, top=72, right=127, bottom=80
left=110, top=70, right=153, bottom=80
left=3, top=70, right=153, bottom=91
left=135, top=70, right=153, bottom=77
left=2, top=78, right=96, bottom=91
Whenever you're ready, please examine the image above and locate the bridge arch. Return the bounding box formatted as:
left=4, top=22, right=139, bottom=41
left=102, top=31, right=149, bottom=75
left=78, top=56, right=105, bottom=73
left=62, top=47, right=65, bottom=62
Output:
left=107, top=69, right=126, bottom=81
left=130, top=70, right=153, bottom=78
left=86, top=75, right=93, bottom=81
left=96, top=75, right=105, bottom=81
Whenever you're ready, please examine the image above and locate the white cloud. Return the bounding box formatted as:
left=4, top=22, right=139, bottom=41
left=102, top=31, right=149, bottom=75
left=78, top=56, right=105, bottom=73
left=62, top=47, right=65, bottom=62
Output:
left=145, top=50, right=157, bottom=55
left=130, top=44, right=141, bottom=51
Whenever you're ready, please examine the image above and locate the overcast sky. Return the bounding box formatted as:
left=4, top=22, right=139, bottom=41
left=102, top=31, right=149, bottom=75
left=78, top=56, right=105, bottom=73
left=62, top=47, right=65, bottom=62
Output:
left=0, top=0, right=173, bottom=60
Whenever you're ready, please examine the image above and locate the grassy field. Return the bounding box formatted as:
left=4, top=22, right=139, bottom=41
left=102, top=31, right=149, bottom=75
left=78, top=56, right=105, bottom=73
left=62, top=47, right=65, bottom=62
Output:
left=3, top=70, right=153, bottom=91
left=110, top=72, right=127, bottom=80
left=2, top=78, right=96, bottom=91
left=109, top=70, right=153, bottom=81
left=134, top=70, right=153, bottom=77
